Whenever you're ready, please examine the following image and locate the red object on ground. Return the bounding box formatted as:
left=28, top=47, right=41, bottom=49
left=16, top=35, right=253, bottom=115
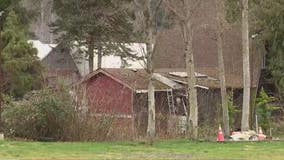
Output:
left=258, top=127, right=266, bottom=141
left=217, top=125, right=225, bottom=142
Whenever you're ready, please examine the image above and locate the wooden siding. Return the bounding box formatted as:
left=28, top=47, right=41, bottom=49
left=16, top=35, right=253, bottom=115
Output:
left=86, top=73, right=133, bottom=115
left=42, top=43, right=81, bottom=86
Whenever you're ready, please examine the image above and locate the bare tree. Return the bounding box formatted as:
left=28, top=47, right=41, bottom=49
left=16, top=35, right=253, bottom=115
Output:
left=145, top=0, right=156, bottom=143
left=133, top=0, right=162, bottom=144
left=215, top=0, right=230, bottom=137
left=164, top=0, right=200, bottom=139
left=241, top=0, right=251, bottom=131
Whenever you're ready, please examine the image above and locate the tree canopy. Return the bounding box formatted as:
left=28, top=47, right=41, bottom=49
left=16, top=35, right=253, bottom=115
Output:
left=225, top=0, right=284, bottom=104
left=0, top=0, right=17, bottom=12
left=52, top=0, right=139, bottom=70
left=1, top=11, right=42, bottom=98
left=249, top=0, right=284, bottom=102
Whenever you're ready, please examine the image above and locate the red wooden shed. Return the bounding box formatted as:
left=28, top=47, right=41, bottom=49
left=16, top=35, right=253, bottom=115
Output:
left=81, top=68, right=177, bottom=140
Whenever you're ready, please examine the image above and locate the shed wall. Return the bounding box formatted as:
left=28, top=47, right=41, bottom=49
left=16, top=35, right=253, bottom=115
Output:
left=86, top=73, right=133, bottom=115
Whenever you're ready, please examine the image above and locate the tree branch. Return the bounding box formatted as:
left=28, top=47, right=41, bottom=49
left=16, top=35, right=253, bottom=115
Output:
left=163, top=0, right=186, bottom=21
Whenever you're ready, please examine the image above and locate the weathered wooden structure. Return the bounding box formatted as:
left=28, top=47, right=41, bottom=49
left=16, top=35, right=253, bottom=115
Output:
left=41, top=43, right=81, bottom=87
left=80, top=68, right=220, bottom=139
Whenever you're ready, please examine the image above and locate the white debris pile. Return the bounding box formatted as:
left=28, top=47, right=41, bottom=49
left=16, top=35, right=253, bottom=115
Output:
left=230, top=129, right=267, bottom=141
left=230, top=130, right=257, bottom=141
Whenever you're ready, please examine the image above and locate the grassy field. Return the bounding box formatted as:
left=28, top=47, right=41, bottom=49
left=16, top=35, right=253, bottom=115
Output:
left=0, top=140, right=284, bottom=160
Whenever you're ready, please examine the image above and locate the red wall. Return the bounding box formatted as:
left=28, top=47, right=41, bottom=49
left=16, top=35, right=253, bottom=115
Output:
left=86, top=73, right=133, bottom=115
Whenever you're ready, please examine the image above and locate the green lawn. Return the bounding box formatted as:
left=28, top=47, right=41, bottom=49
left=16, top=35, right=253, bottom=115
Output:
left=0, top=140, right=283, bottom=160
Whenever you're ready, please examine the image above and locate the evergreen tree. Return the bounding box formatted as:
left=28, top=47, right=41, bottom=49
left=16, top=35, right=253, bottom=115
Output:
left=53, top=0, right=137, bottom=72
left=252, top=0, right=284, bottom=103
left=226, top=0, right=284, bottom=123
left=1, top=11, right=43, bottom=98
left=0, top=0, right=16, bottom=12
left=0, top=0, right=19, bottom=122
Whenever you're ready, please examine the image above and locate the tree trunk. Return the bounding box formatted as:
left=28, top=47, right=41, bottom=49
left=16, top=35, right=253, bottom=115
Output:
left=147, top=75, right=155, bottom=144
left=88, top=37, right=95, bottom=73
left=216, top=0, right=230, bottom=137
left=97, top=46, right=102, bottom=69
left=146, top=0, right=156, bottom=144
left=181, top=20, right=198, bottom=140
left=241, top=0, right=251, bottom=131
left=0, top=30, right=3, bottom=131
left=146, top=41, right=155, bottom=144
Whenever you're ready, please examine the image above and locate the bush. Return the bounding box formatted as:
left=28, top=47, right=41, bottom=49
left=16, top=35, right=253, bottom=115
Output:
left=2, top=87, right=76, bottom=141
left=1, top=85, right=118, bottom=141
left=75, top=114, right=115, bottom=141
left=256, top=88, right=281, bottom=132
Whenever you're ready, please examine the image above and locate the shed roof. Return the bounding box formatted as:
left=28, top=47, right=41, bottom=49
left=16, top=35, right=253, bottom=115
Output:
left=82, top=68, right=221, bottom=91
left=82, top=68, right=172, bottom=91
left=155, top=69, right=221, bottom=89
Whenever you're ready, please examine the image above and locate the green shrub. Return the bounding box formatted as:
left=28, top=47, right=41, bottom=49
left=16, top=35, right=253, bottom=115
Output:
left=2, top=87, right=76, bottom=140
left=1, top=86, right=118, bottom=141
left=256, top=88, right=281, bottom=132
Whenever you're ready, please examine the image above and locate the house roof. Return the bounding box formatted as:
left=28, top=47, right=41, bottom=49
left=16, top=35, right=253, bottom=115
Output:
left=42, top=43, right=81, bottom=76
left=153, top=0, right=264, bottom=88
left=82, top=68, right=172, bottom=91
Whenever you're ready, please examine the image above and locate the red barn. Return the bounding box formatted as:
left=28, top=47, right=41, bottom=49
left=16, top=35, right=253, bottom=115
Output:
left=81, top=68, right=184, bottom=140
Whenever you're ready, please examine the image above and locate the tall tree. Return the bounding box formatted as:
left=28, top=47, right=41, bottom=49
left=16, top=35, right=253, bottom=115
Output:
left=1, top=11, right=42, bottom=98
left=164, top=0, right=200, bottom=139
left=241, top=0, right=251, bottom=131
left=225, top=0, right=254, bottom=131
left=215, top=0, right=230, bottom=137
left=0, top=0, right=20, bottom=128
left=133, top=0, right=163, bottom=144
left=251, top=0, right=284, bottom=105
left=225, top=0, right=284, bottom=130
left=0, top=1, right=38, bottom=132
left=53, top=0, right=134, bottom=72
